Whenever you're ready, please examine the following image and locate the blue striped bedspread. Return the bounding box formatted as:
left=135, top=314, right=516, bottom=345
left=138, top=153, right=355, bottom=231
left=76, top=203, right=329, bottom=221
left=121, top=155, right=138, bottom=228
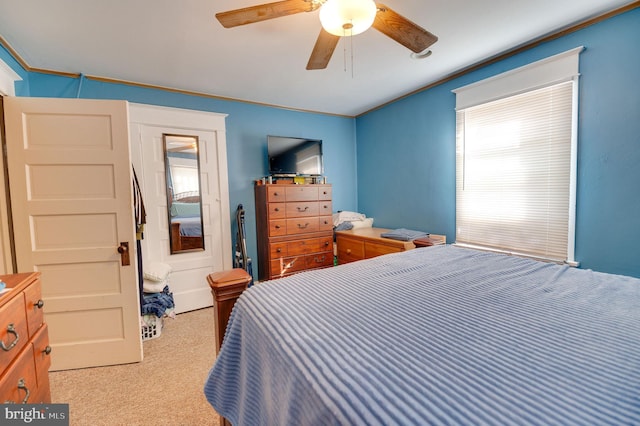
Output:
left=204, top=245, right=640, bottom=425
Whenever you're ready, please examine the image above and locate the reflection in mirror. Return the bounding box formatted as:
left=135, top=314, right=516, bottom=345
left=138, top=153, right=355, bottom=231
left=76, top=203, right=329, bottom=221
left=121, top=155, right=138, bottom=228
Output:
left=163, top=134, right=205, bottom=254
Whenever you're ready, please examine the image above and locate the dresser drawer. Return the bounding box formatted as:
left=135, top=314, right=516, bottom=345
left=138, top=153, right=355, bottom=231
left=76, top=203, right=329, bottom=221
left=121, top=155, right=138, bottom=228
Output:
left=32, top=324, right=52, bottom=388
left=285, top=201, right=319, bottom=217
left=305, top=252, right=333, bottom=269
left=268, top=219, right=288, bottom=237
left=365, top=241, right=404, bottom=258
left=337, top=237, right=365, bottom=263
left=270, top=253, right=333, bottom=277
left=0, top=272, right=50, bottom=404
left=269, top=237, right=333, bottom=260
left=318, top=215, right=333, bottom=231
left=286, top=217, right=320, bottom=235
left=319, top=201, right=332, bottom=216
left=285, top=186, right=318, bottom=202
left=270, top=242, right=289, bottom=258
left=267, top=203, right=286, bottom=219
left=24, top=278, right=44, bottom=337
left=287, top=236, right=332, bottom=256
left=0, top=293, right=29, bottom=376
left=270, top=256, right=308, bottom=277
left=0, top=343, right=37, bottom=404
left=266, top=186, right=287, bottom=202
left=318, top=185, right=332, bottom=201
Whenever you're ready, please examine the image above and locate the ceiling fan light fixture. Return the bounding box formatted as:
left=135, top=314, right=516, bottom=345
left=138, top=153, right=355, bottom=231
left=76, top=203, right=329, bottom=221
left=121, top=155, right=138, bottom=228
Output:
left=410, top=49, right=433, bottom=60
left=319, top=0, right=377, bottom=36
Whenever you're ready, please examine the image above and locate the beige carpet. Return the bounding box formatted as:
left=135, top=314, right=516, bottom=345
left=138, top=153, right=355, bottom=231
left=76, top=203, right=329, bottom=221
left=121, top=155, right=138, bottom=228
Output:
left=49, top=308, right=221, bottom=426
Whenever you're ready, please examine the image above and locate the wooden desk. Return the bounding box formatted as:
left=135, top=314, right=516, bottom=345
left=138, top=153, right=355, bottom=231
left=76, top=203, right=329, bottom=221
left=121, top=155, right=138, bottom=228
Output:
left=336, top=227, right=445, bottom=264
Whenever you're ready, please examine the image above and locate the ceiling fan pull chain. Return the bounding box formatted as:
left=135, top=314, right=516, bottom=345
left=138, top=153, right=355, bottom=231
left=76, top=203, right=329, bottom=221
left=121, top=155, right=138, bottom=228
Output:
left=343, top=26, right=347, bottom=73
left=350, top=26, right=355, bottom=78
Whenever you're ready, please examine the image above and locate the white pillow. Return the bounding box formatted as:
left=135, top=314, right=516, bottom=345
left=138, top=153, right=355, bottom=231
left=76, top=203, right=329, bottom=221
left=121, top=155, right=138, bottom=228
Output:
left=333, top=211, right=366, bottom=226
left=351, top=217, right=374, bottom=229
left=143, top=262, right=172, bottom=282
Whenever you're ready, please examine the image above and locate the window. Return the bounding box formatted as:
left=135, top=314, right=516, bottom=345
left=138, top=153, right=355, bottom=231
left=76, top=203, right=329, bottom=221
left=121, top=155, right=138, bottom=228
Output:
left=170, top=164, right=199, bottom=195
left=453, top=47, right=583, bottom=264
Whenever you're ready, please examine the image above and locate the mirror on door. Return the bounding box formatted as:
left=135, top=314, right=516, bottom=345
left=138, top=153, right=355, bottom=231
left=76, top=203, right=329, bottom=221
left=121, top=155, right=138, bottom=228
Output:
left=163, top=133, right=205, bottom=254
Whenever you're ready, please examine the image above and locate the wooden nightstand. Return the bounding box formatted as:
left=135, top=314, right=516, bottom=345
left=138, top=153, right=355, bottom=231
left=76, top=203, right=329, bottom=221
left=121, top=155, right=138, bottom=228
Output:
left=336, top=227, right=445, bottom=264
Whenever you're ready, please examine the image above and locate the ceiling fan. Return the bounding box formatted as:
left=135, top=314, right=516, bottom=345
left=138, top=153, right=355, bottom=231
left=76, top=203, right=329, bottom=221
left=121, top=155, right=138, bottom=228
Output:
left=215, top=0, right=438, bottom=70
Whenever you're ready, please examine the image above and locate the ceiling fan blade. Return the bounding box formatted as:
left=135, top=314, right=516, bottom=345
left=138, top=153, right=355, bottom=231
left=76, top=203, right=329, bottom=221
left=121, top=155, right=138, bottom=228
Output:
left=216, top=0, right=313, bottom=28
left=306, top=29, right=340, bottom=70
left=372, top=3, right=438, bottom=53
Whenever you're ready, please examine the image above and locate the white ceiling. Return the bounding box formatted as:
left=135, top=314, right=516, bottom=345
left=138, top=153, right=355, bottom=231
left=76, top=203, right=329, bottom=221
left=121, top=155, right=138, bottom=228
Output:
left=0, top=0, right=633, bottom=116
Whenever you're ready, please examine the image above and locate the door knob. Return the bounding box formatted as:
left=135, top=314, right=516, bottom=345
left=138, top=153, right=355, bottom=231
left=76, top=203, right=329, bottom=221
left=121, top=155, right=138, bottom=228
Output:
left=118, top=242, right=130, bottom=266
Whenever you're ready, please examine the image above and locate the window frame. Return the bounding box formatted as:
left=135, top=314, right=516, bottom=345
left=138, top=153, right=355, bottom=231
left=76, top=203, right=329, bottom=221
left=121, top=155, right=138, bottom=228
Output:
left=452, top=47, right=583, bottom=265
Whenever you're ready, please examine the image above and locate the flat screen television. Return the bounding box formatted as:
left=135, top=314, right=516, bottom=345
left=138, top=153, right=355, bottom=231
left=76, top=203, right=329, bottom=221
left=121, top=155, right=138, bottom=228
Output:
left=268, top=135, right=323, bottom=176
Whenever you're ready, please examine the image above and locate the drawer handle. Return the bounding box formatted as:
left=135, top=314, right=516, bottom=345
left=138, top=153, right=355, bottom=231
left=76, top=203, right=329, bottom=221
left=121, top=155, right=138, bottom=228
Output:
left=18, top=378, right=30, bottom=404
left=44, top=345, right=52, bottom=355
left=36, top=299, right=44, bottom=309
left=276, top=248, right=282, bottom=253
left=274, top=207, right=280, bottom=212
left=273, top=192, right=279, bottom=196
left=297, top=206, right=309, bottom=212
left=275, top=225, right=281, bottom=229
left=1, top=323, right=19, bottom=352
left=314, top=255, right=326, bottom=263
left=346, top=249, right=352, bottom=254
left=297, top=223, right=309, bottom=229
left=324, top=241, right=330, bottom=246
left=4, top=379, right=31, bottom=404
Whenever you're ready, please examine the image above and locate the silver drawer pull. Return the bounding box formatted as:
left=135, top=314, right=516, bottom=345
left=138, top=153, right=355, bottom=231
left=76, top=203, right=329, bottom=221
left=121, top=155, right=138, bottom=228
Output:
left=5, top=379, right=31, bottom=404
left=1, top=323, right=19, bottom=351
left=36, top=299, right=44, bottom=309
left=18, top=378, right=30, bottom=403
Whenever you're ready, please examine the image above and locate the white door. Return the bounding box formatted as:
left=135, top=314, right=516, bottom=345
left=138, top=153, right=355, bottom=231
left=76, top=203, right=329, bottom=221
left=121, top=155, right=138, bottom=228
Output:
left=129, top=104, right=232, bottom=313
left=4, top=97, right=143, bottom=371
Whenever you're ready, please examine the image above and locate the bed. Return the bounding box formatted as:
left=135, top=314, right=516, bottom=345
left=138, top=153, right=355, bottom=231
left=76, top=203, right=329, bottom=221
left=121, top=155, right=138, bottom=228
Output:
left=204, top=245, right=640, bottom=425
left=168, top=191, right=203, bottom=251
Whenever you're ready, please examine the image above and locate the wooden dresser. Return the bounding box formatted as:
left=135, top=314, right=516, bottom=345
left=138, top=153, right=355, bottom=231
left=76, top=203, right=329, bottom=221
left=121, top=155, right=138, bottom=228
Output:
left=0, top=272, right=51, bottom=404
left=255, top=183, right=334, bottom=280
left=336, top=227, right=446, bottom=264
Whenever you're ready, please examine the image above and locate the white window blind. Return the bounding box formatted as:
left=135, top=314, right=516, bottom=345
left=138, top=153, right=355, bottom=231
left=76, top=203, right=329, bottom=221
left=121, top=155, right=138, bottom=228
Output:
left=453, top=48, right=582, bottom=264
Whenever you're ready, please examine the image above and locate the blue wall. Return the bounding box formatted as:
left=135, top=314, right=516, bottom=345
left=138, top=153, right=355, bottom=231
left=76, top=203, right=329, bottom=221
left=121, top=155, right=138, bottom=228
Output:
left=0, top=49, right=358, bottom=277
left=356, top=7, right=640, bottom=277
left=2, top=6, right=638, bottom=278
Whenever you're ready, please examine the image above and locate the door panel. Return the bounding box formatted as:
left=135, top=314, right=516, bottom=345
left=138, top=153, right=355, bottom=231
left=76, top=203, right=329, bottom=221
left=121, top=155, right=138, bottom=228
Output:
left=4, top=97, right=142, bottom=371
left=137, top=124, right=220, bottom=312
left=128, top=103, right=232, bottom=314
